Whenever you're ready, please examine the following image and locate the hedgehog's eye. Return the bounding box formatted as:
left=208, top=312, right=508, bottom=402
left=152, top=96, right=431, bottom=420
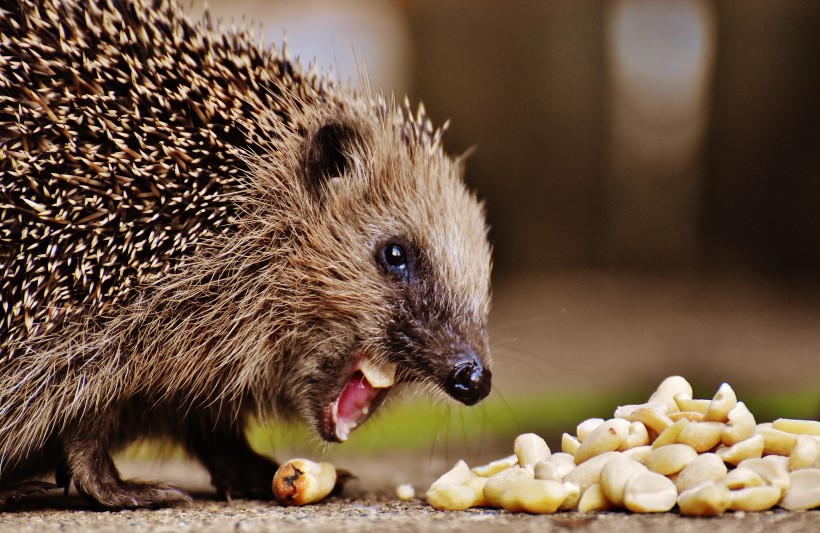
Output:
left=377, top=240, right=414, bottom=281
left=384, top=244, right=407, bottom=269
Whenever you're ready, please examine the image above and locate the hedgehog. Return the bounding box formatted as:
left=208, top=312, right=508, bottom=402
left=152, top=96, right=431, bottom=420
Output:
left=0, top=0, right=492, bottom=509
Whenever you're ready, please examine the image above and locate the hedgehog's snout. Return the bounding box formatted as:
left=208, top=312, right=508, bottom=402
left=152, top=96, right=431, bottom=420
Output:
left=444, top=345, right=492, bottom=406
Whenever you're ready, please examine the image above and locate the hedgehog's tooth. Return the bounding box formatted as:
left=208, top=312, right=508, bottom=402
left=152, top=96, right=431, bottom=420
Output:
left=357, top=356, right=396, bottom=389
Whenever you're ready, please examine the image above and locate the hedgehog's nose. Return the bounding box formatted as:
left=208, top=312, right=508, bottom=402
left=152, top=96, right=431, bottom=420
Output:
left=445, top=347, right=492, bottom=406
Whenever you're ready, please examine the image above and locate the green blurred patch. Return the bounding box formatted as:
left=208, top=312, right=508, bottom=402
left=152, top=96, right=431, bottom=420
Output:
left=246, top=386, right=820, bottom=457
left=121, top=386, right=818, bottom=460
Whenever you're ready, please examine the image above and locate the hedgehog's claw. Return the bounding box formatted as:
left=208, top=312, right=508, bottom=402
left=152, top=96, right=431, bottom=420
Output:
left=0, top=481, right=61, bottom=509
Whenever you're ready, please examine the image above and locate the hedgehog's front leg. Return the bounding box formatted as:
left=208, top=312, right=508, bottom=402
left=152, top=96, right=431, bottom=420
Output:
left=62, top=422, right=191, bottom=509
left=184, top=415, right=278, bottom=500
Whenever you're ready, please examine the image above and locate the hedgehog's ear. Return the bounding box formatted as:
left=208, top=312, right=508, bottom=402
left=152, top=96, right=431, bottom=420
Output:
left=304, top=121, right=362, bottom=197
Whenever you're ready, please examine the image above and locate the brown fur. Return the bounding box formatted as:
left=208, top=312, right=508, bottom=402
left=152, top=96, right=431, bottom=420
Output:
left=0, top=0, right=492, bottom=508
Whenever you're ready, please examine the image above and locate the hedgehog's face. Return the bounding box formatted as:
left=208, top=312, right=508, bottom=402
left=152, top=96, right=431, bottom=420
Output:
left=287, top=113, right=492, bottom=443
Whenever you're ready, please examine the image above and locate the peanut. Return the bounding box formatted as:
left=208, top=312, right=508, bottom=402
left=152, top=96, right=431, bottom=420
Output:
left=561, top=433, right=581, bottom=455
left=577, top=483, right=614, bottom=512
left=772, top=418, right=820, bottom=436
left=493, top=478, right=569, bottom=514
left=614, top=401, right=668, bottom=420
left=273, top=459, right=337, bottom=506
left=644, top=444, right=698, bottom=475
left=652, top=419, right=689, bottom=449
left=778, top=468, right=820, bottom=510
left=574, top=418, right=630, bottom=464
left=622, top=471, right=678, bottom=513
left=514, top=433, right=550, bottom=471
left=538, top=452, right=576, bottom=480
left=472, top=454, right=518, bottom=477
left=600, top=455, right=647, bottom=506
left=622, top=445, right=652, bottom=463
left=674, top=394, right=711, bottom=414
left=576, top=418, right=605, bottom=442
left=396, top=484, right=415, bottom=501
left=629, top=408, right=674, bottom=436
left=675, top=453, right=727, bottom=493
left=559, top=482, right=581, bottom=511
left=756, top=425, right=798, bottom=456
left=728, top=486, right=783, bottom=512
left=482, top=466, right=533, bottom=508
left=737, top=457, right=790, bottom=493
left=624, top=421, right=650, bottom=449
left=678, top=421, right=724, bottom=452
left=722, top=401, right=756, bottom=446
left=430, top=460, right=472, bottom=490
left=426, top=484, right=480, bottom=511
left=716, top=434, right=764, bottom=466
left=677, top=481, right=731, bottom=516
left=647, top=376, right=693, bottom=414
left=564, top=451, right=621, bottom=493
left=789, top=435, right=820, bottom=471
left=704, top=383, right=737, bottom=422
left=721, top=467, right=765, bottom=490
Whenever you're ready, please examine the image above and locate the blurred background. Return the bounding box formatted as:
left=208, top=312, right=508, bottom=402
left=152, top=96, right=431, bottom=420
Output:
left=161, top=0, right=820, bottom=465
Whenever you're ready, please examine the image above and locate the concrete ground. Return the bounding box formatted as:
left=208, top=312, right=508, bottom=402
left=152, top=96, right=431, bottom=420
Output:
left=0, top=457, right=816, bottom=533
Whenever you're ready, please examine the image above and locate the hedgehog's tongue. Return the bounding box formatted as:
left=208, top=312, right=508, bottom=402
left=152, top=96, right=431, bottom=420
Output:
left=332, top=357, right=396, bottom=441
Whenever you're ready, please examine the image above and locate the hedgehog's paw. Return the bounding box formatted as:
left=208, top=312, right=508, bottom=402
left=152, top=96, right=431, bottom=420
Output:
left=64, top=434, right=191, bottom=509
left=79, top=479, right=192, bottom=510
left=0, top=481, right=61, bottom=509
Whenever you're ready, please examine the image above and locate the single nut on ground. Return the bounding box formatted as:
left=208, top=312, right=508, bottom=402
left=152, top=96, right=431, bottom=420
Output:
left=728, top=486, right=783, bottom=512
left=675, top=453, right=728, bottom=493
left=778, top=469, right=820, bottom=510
left=644, top=444, right=698, bottom=475
left=622, top=471, right=678, bottom=513
left=677, top=481, right=731, bottom=516
left=273, top=459, right=337, bottom=506
left=396, top=484, right=415, bottom=501
left=574, top=419, right=630, bottom=464
left=514, top=433, right=551, bottom=470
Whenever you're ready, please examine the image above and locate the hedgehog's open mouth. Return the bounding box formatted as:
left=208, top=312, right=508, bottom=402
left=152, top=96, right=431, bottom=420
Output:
left=324, top=353, right=397, bottom=442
